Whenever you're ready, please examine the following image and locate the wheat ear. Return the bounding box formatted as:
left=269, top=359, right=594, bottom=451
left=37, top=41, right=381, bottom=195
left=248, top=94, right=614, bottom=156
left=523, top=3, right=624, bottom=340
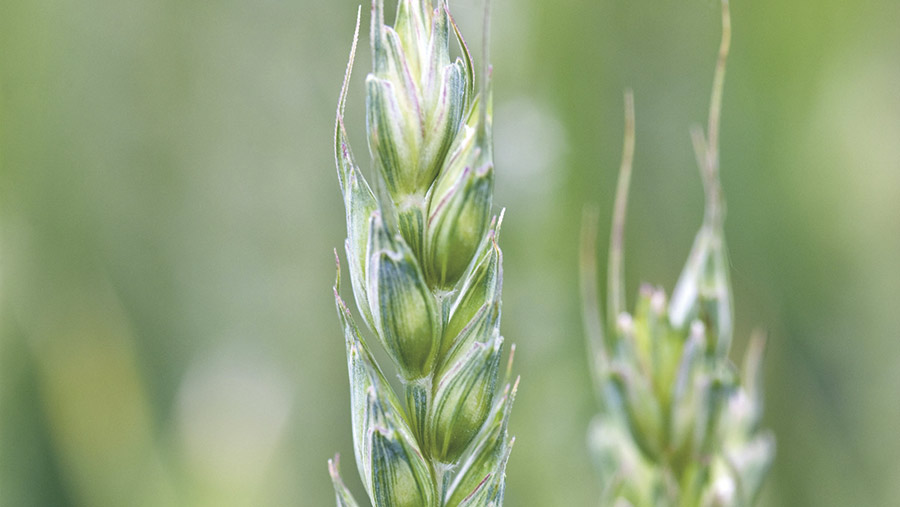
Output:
left=580, top=2, right=775, bottom=505
left=328, top=2, right=517, bottom=506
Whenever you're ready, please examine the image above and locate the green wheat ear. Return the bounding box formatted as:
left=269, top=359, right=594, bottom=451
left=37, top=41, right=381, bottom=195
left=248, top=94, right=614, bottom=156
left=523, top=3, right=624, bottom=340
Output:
left=328, top=2, right=517, bottom=506
left=580, top=1, right=775, bottom=505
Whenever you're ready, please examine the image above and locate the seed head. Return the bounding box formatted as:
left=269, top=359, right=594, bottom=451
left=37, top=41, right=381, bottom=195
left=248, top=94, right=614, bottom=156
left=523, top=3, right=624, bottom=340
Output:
left=329, top=1, right=515, bottom=504
left=580, top=2, right=774, bottom=504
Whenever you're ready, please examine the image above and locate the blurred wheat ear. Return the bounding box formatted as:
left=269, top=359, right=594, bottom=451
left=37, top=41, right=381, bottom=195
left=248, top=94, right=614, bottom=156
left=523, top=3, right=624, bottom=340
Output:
left=327, top=1, right=517, bottom=506
left=579, top=1, right=775, bottom=505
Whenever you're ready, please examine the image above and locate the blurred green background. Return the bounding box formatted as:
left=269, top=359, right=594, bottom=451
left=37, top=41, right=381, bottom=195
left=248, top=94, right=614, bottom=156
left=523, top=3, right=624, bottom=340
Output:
left=2, top=0, right=898, bottom=505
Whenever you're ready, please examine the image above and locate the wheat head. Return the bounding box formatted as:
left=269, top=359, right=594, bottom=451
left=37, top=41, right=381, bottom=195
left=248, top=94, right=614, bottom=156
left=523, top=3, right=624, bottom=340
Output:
left=580, top=2, right=775, bottom=505
left=327, top=1, right=516, bottom=506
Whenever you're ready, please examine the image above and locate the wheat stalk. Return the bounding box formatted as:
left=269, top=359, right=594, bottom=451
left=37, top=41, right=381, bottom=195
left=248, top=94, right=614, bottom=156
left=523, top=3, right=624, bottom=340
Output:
left=580, top=1, right=774, bottom=505
left=327, top=1, right=516, bottom=506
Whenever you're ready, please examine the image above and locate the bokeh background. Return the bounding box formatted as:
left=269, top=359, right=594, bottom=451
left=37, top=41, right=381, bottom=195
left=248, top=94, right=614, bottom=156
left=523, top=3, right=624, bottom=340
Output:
left=2, top=0, right=898, bottom=505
